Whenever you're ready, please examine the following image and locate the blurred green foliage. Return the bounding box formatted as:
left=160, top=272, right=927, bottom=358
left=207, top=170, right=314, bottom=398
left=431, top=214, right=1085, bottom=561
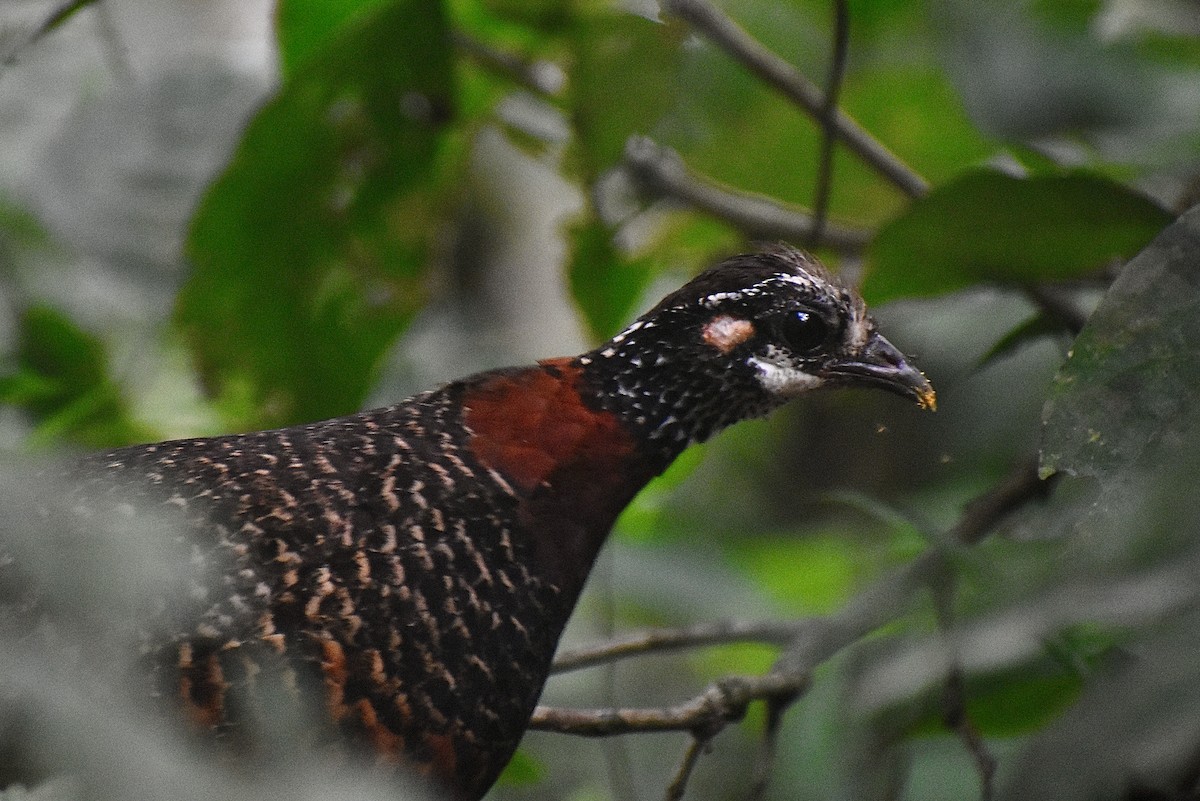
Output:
left=183, top=0, right=457, bottom=428
left=2, top=0, right=1199, bottom=799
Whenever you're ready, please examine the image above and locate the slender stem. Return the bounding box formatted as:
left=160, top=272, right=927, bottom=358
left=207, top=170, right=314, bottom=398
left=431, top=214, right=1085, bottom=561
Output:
left=746, top=694, right=796, bottom=801
left=661, top=0, right=928, bottom=199
left=452, top=30, right=565, bottom=97
left=551, top=616, right=805, bottom=675
left=665, top=735, right=711, bottom=801
left=949, top=455, right=1054, bottom=546
left=2, top=0, right=97, bottom=67
left=623, top=137, right=872, bottom=253
left=530, top=673, right=806, bottom=736
left=809, top=0, right=851, bottom=248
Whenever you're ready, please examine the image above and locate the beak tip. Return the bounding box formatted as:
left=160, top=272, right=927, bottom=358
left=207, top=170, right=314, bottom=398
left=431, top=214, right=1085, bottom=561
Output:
left=916, top=383, right=937, bottom=412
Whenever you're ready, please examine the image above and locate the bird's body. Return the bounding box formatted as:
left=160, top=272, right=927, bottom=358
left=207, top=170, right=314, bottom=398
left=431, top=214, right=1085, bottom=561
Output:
left=24, top=247, right=933, bottom=799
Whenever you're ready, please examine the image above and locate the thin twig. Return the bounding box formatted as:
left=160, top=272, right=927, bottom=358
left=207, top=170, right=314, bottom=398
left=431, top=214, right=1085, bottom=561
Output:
left=950, top=455, right=1055, bottom=545
left=530, top=672, right=806, bottom=736
left=548, top=459, right=1044, bottom=686
left=746, top=693, right=797, bottom=801
left=1022, top=285, right=1089, bottom=335
left=535, top=460, right=1055, bottom=799
left=930, top=571, right=997, bottom=801
left=665, top=735, right=712, bottom=801
left=596, top=546, right=641, bottom=801
left=809, top=0, right=851, bottom=248
left=2, top=0, right=96, bottom=67
left=661, top=0, right=928, bottom=199
left=452, top=30, right=565, bottom=97
left=552, top=617, right=805, bottom=675
left=943, top=668, right=998, bottom=801
left=623, top=137, right=872, bottom=253
left=535, top=554, right=946, bottom=738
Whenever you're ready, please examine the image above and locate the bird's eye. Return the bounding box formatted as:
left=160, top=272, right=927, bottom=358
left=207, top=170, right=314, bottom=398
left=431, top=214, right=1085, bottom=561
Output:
left=776, top=310, right=831, bottom=353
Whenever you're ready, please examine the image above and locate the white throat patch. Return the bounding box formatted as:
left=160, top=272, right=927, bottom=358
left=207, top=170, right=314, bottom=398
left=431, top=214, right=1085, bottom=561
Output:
left=749, top=346, right=825, bottom=396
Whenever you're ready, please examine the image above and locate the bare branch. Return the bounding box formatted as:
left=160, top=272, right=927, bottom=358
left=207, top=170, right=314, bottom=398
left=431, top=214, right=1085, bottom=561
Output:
left=529, top=672, right=807, bottom=737
left=809, top=0, right=851, bottom=248
left=931, top=572, right=998, bottom=801
left=552, top=617, right=805, bottom=675
left=534, top=458, right=1056, bottom=799
left=452, top=30, right=565, bottom=97
left=661, top=0, right=928, bottom=199
left=1022, top=284, right=1090, bottom=335
left=546, top=459, right=1043, bottom=696
left=665, top=735, right=712, bottom=801
left=623, top=137, right=872, bottom=253
left=943, top=668, right=998, bottom=801
left=746, top=693, right=798, bottom=801
left=950, top=455, right=1055, bottom=545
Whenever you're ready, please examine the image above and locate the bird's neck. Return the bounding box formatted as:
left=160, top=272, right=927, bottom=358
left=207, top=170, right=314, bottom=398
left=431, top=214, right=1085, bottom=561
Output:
left=458, top=358, right=667, bottom=600
left=455, top=338, right=772, bottom=601
left=575, top=320, right=777, bottom=459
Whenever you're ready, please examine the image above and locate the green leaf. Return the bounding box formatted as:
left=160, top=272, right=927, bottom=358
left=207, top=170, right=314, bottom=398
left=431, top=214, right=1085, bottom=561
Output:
left=569, top=11, right=686, bottom=173
left=727, top=531, right=866, bottom=615
left=965, top=673, right=1081, bottom=737
left=906, top=667, right=1084, bottom=739
left=182, top=0, right=457, bottom=428
left=494, top=748, right=546, bottom=787
left=0, top=306, right=150, bottom=448
left=1041, top=204, right=1200, bottom=479
left=276, top=0, right=395, bottom=77
left=567, top=219, right=658, bottom=342
left=863, top=171, right=1172, bottom=304
left=615, top=443, right=708, bottom=544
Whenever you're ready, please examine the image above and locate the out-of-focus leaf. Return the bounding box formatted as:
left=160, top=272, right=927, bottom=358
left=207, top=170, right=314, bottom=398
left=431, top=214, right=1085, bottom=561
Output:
left=570, top=12, right=685, bottom=173
left=276, top=0, right=393, bottom=77
left=977, top=313, right=1066, bottom=369
left=1041, top=204, right=1200, bottom=480
left=0, top=197, right=51, bottom=257
left=727, top=532, right=867, bottom=615
left=844, top=66, right=994, bottom=189
left=567, top=218, right=658, bottom=341
left=690, top=642, right=778, bottom=683
left=999, top=613, right=1200, bottom=801
left=495, top=748, right=547, bottom=787
left=0, top=306, right=150, bottom=447
left=1028, top=0, right=1103, bottom=32
left=864, top=171, right=1171, bottom=304
left=479, top=0, right=572, bottom=32
left=615, top=443, right=707, bottom=544
left=182, top=0, right=456, bottom=428
left=906, top=665, right=1083, bottom=738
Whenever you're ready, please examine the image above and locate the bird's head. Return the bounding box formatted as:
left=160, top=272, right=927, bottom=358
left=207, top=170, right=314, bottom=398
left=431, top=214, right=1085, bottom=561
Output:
left=579, top=245, right=934, bottom=450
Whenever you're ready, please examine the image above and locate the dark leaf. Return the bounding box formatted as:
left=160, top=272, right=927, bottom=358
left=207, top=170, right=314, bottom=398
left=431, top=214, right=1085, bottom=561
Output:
left=1041, top=204, right=1200, bottom=479
left=907, top=667, right=1084, bottom=739
left=864, top=170, right=1171, bottom=304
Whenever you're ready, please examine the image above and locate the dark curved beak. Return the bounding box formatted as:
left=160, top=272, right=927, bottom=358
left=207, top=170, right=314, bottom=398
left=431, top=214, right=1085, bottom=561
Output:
left=823, top=332, right=936, bottom=411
